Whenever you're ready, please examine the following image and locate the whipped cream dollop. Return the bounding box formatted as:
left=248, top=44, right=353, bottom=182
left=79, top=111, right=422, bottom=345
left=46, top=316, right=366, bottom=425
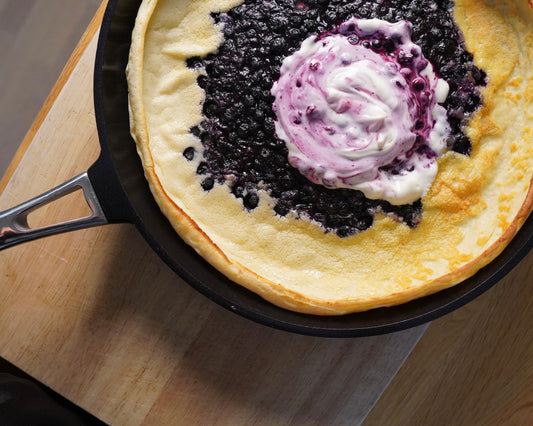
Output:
left=271, top=18, right=450, bottom=205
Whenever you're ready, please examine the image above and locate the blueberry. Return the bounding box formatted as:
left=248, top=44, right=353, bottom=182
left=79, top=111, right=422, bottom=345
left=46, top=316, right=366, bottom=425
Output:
left=196, top=161, right=208, bottom=175
left=191, top=0, right=485, bottom=236
left=371, top=39, right=382, bottom=50
left=201, top=177, right=215, bottom=191
left=232, top=184, right=245, bottom=198
left=398, top=51, right=414, bottom=65
left=452, top=134, right=472, bottom=155
left=183, top=147, right=196, bottom=161
left=243, top=192, right=260, bottom=209
left=347, top=34, right=359, bottom=45
left=411, top=78, right=426, bottom=91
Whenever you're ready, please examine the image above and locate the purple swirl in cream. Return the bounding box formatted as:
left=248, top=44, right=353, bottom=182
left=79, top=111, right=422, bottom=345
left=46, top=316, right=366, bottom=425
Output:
left=271, top=18, right=450, bottom=205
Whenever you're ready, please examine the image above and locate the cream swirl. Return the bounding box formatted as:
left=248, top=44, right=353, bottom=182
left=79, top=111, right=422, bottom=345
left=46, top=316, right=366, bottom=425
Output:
left=271, top=18, right=450, bottom=205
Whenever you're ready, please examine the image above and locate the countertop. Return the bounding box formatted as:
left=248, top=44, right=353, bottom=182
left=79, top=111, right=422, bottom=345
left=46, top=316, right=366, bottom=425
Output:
left=1, top=2, right=533, bottom=424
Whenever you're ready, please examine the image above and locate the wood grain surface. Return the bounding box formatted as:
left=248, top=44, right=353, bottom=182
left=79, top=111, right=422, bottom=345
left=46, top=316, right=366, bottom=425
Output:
left=0, top=5, right=428, bottom=424
left=364, top=249, right=533, bottom=426
left=2, top=2, right=533, bottom=424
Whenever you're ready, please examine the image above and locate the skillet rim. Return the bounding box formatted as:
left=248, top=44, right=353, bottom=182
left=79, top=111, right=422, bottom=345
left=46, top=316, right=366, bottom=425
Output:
left=90, top=0, right=533, bottom=337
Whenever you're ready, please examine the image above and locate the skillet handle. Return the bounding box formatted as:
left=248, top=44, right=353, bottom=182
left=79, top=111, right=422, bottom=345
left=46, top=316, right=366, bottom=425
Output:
left=0, top=172, right=108, bottom=250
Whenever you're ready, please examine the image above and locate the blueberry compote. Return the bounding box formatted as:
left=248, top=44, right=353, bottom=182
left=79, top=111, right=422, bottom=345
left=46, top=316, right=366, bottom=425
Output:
left=185, top=0, right=487, bottom=238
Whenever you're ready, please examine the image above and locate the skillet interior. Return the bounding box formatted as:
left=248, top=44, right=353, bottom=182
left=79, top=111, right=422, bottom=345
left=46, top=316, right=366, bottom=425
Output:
left=91, top=0, right=533, bottom=337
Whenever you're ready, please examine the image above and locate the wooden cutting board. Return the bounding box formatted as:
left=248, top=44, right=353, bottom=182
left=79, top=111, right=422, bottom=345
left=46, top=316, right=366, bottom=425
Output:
left=0, top=2, right=428, bottom=424
left=1, top=2, right=533, bottom=425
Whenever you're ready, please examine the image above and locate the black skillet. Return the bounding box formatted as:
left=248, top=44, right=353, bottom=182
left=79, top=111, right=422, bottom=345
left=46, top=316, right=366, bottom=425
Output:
left=1, top=0, right=532, bottom=337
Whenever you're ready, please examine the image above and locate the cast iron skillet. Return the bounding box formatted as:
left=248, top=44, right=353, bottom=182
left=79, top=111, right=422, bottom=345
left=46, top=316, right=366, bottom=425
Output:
left=1, top=0, right=532, bottom=337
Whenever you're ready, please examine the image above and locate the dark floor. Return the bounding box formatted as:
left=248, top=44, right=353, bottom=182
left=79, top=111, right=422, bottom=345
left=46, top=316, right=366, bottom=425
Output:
left=0, top=358, right=107, bottom=425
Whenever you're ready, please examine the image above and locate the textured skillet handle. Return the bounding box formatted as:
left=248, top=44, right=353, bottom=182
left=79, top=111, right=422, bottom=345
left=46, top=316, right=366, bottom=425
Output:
left=0, top=172, right=108, bottom=250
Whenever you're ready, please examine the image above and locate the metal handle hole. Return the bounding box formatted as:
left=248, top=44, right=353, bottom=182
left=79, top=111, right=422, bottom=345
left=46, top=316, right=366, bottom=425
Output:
left=0, top=172, right=108, bottom=251
left=26, top=187, right=93, bottom=230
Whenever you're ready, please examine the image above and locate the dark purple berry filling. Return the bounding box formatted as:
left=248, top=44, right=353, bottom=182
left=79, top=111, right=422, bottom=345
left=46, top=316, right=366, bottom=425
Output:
left=185, top=0, right=486, bottom=237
